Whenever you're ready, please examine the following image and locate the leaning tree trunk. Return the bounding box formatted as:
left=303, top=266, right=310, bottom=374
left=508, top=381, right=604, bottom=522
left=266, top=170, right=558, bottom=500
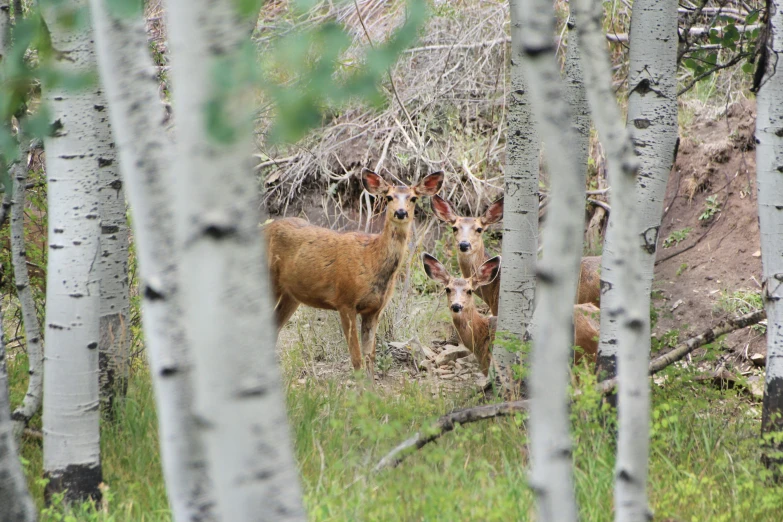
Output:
left=513, top=0, right=584, bottom=518
left=9, top=140, right=45, bottom=439
left=756, top=0, right=783, bottom=479
left=89, top=0, right=216, bottom=518
left=40, top=0, right=103, bottom=503
left=165, top=0, right=305, bottom=519
left=0, top=296, right=37, bottom=522
left=594, top=0, right=678, bottom=391
left=495, top=0, right=540, bottom=394
left=573, top=0, right=672, bottom=518
left=94, top=88, right=130, bottom=416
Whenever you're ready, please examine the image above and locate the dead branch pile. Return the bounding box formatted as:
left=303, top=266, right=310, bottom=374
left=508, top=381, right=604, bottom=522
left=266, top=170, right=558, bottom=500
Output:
left=255, top=0, right=510, bottom=219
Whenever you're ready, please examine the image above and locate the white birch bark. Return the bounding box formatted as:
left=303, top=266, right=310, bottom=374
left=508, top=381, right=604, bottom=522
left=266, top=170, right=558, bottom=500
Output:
left=495, top=0, right=539, bottom=391
left=564, top=15, right=590, bottom=197
left=573, top=0, right=659, bottom=518
left=94, top=88, right=130, bottom=414
left=40, top=0, right=103, bottom=502
left=0, top=297, right=37, bottom=522
left=165, top=0, right=305, bottom=519
left=756, top=0, right=783, bottom=475
left=594, top=0, right=678, bottom=390
left=9, top=142, right=45, bottom=439
left=89, top=1, right=216, bottom=519
left=513, top=0, right=582, bottom=519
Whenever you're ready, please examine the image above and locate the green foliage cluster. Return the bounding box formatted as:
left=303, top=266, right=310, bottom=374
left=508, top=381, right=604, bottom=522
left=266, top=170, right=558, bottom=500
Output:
left=699, top=195, right=722, bottom=221
left=663, top=227, right=692, bottom=248
left=681, top=11, right=761, bottom=78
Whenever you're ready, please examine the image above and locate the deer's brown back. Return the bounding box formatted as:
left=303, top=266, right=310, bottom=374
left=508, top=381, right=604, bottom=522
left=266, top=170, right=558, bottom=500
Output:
left=264, top=218, right=403, bottom=314
left=577, top=256, right=601, bottom=307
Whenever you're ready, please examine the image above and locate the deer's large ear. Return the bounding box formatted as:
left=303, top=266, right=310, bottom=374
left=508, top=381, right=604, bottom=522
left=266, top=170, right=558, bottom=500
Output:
left=474, top=256, right=501, bottom=287
left=362, top=169, right=390, bottom=195
left=431, top=195, right=457, bottom=224
left=422, top=253, right=451, bottom=286
left=414, top=171, right=444, bottom=196
left=482, top=196, right=504, bottom=225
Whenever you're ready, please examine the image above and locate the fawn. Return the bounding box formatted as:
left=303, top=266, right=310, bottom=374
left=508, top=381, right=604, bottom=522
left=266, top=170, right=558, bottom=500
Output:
left=423, top=253, right=601, bottom=374
left=431, top=195, right=602, bottom=309
left=264, top=169, right=444, bottom=379
left=422, top=253, right=501, bottom=375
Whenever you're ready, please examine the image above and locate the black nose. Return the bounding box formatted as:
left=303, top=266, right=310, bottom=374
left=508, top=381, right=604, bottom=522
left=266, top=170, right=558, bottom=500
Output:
left=394, top=209, right=408, bottom=220
left=458, top=242, right=470, bottom=252
left=451, top=303, right=463, bottom=313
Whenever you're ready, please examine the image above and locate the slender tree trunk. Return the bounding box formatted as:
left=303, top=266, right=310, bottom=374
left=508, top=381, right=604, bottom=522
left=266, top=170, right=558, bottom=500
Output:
left=40, top=0, right=103, bottom=503
left=89, top=0, right=216, bottom=518
left=595, top=0, right=678, bottom=391
left=573, top=0, right=668, bottom=518
left=0, top=296, right=37, bottom=522
left=495, top=0, right=539, bottom=393
left=165, top=0, right=305, bottom=519
left=564, top=15, right=591, bottom=206
left=513, top=0, right=583, bottom=518
left=757, top=0, right=783, bottom=478
left=94, top=87, right=130, bottom=416
left=9, top=141, right=45, bottom=438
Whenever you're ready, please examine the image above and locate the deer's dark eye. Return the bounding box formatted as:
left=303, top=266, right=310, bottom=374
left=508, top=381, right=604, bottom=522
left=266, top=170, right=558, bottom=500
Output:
left=410, top=197, right=418, bottom=204
left=476, top=228, right=483, bottom=233
left=386, top=195, right=393, bottom=202
left=467, top=289, right=472, bottom=295
left=445, top=288, right=451, bottom=294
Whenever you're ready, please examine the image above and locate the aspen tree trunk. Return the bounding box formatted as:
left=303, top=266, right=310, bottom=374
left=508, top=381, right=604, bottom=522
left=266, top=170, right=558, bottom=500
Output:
left=9, top=142, right=45, bottom=438
left=495, top=0, right=539, bottom=392
left=165, top=0, right=305, bottom=519
left=89, top=0, right=216, bottom=518
left=513, top=0, right=582, bottom=518
left=756, top=0, right=783, bottom=477
left=94, top=90, right=130, bottom=415
left=564, top=15, right=590, bottom=200
left=0, top=298, right=38, bottom=522
left=40, top=0, right=103, bottom=503
left=594, top=0, right=678, bottom=390
left=573, top=0, right=663, bottom=518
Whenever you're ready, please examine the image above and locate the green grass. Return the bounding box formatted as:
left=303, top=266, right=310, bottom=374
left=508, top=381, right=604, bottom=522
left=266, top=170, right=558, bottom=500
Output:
left=7, top=338, right=783, bottom=521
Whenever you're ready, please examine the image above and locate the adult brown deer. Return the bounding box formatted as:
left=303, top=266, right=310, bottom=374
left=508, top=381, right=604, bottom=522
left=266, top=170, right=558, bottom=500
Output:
left=422, top=253, right=500, bottom=375
left=265, top=169, right=444, bottom=379
left=423, top=254, right=601, bottom=375
left=431, top=195, right=602, bottom=310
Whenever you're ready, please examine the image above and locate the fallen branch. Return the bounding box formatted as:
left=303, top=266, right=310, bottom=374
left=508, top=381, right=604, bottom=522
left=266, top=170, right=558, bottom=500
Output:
left=373, top=400, right=529, bottom=471
left=598, top=309, right=765, bottom=394
left=587, top=198, right=611, bottom=213
left=375, top=309, right=765, bottom=470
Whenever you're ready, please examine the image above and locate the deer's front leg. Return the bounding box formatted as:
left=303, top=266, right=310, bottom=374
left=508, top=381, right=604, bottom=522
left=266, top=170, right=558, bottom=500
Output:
left=339, top=308, right=362, bottom=371
left=361, top=313, right=380, bottom=380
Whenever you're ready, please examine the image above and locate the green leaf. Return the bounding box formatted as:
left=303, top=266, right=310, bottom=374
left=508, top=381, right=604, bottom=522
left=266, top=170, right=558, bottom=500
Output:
left=233, top=0, right=263, bottom=19
left=746, top=11, right=759, bottom=24
left=105, top=0, right=144, bottom=18
left=683, top=58, right=698, bottom=71
left=742, top=62, right=755, bottom=74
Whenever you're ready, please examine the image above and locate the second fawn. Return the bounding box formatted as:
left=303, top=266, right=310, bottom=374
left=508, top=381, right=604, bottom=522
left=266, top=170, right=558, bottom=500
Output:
left=432, top=195, right=602, bottom=309
left=265, top=169, right=444, bottom=379
left=422, top=253, right=501, bottom=375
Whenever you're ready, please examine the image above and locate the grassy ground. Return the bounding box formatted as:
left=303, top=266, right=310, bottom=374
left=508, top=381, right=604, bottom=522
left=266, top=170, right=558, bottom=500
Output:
left=6, top=296, right=783, bottom=522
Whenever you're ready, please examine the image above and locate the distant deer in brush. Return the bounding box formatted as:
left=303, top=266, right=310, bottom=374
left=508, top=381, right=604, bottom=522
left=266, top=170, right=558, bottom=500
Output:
left=264, top=169, right=444, bottom=379
left=422, top=253, right=501, bottom=375
left=423, top=254, right=601, bottom=374
left=431, top=195, right=602, bottom=309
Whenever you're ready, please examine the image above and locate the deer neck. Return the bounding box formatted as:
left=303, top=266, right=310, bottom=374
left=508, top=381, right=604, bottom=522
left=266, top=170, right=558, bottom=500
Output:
left=452, top=307, right=489, bottom=350
left=457, top=244, right=488, bottom=279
